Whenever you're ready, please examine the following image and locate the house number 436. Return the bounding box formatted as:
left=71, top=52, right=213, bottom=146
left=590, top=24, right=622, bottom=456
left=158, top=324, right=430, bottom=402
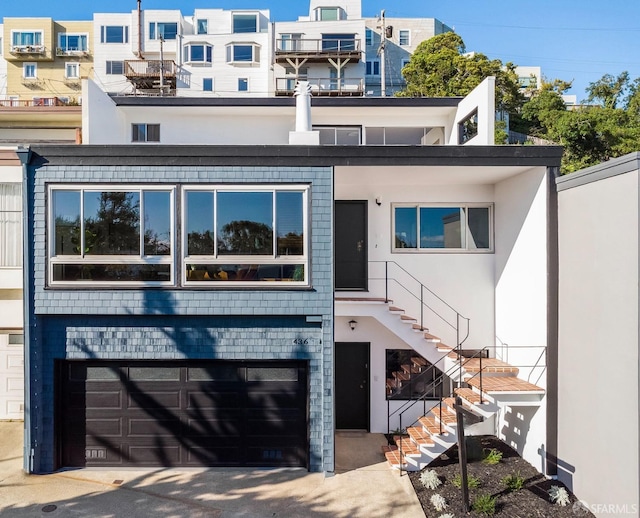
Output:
left=293, top=338, right=310, bottom=345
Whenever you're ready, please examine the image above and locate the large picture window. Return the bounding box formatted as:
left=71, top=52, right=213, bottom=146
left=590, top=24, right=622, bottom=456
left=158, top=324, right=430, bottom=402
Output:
left=394, top=203, right=492, bottom=252
left=49, top=186, right=174, bottom=284
left=183, top=186, right=308, bottom=285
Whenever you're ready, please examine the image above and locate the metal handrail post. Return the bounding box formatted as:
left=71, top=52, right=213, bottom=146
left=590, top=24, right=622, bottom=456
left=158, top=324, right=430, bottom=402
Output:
left=420, top=285, right=424, bottom=330
left=385, top=261, right=389, bottom=302
left=479, top=354, right=483, bottom=404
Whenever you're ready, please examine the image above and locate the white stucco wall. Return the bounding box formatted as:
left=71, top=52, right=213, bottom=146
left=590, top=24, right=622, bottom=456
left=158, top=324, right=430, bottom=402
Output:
left=557, top=167, right=639, bottom=515
left=494, top=166, right=548, bottom=472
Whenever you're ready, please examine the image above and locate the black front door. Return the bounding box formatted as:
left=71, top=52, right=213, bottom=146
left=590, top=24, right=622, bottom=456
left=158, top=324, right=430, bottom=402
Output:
left=335, top=342, right=369, bottom=430
left=335, top=201, right=367, bottom=290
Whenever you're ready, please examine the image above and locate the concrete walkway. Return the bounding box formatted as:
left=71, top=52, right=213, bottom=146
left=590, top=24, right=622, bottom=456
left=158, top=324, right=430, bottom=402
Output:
left=0, top=423, right=425, bottom=517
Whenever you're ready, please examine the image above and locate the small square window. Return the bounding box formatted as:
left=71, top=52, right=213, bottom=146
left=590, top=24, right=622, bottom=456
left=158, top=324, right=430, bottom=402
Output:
left=132, top=123, right=160, bottom=142
left=197, top=19, right=208, bottom=34
left=23, top=63, right=37, bottom=78
left=238, top=78, right=248, bottom=92
left=399, top=30, right=410, bottom=46
left=106, top=60, right=124, bottom=75
left=65, top=63, right=80, bottom=79
left=203, top=78, right=213, bottom=91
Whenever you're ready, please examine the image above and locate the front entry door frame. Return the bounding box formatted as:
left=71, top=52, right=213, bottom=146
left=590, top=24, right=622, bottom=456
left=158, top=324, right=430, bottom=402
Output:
left=335, top=200, right=368, bottom=291
left=335, top=342, right=370, bottom=431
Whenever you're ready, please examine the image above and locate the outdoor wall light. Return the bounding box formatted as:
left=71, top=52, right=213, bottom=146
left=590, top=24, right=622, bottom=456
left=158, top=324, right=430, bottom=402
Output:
left=375, top=196, right=382, bottom=206
left=348, top=319, right=358, bottom=331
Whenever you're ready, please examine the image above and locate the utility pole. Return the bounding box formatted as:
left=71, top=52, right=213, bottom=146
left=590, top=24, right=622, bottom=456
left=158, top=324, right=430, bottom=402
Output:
left=379, top=9, right=386, bottom=97
left=159, top=34, right=165, bottom=96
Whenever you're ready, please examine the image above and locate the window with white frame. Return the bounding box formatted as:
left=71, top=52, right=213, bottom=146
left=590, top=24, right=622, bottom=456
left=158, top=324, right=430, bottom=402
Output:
left=0, top=184, right=22, bottom=267
left=106, top=60, right=124, bottom=75
left=149, top=22, right=178, bottom=40
left=232, top=13, right=258, bottom=33
left=315, top=7, right=343, bottom=21
left=238, top=78, right=248, bottom=92
left=183, top=43, right=212, bottom=64
left=365, top=60, right=380, bottom=76
left=314, top=126, right=361, bottom=145
left=226, top=43, right=260, bottom=64
left=131, top=124, right=160, bottom=142
left=65, top=63, right=80, bottom=79
left=183, top=186, right=308, bottom=285
left=203, top=78, right=213, bottom=91
left=49, top=186, right=174, bottom=284
left=11, top=30, right=43, bottom=49
left=196, top=19, right=208, bottom=34
left=398, top=29, right=410, bottom=46
left=58, top=33, right=88, bottom=53
left=100, top=26, right=129, bottom=44
left=393, top=204, right=492, bottom=252
left=279, top=33, right=302, bottom=51
left=23, top=63, right=37, bottom=79
left=365, top=28, right=374, bottom=47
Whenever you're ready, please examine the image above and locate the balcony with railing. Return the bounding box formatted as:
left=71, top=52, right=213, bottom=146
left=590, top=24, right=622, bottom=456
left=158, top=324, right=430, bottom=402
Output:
left=10, top=45, right=46, bottom=55
left=275, top=38, right=361, bottom=62
left=56, top=47, right=90, bottom=58
left=0, top=97, right=70, bottom=107
left=275, top=77, right=363, bottom=97
left=124, top=60, right=177, bottom=93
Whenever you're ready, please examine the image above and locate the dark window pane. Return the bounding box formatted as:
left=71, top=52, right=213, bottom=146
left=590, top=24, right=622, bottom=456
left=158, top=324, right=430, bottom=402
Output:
left=185, top=263, right=303, bottom=282
left=276, top=191, right=303, bottom=256
left=233, top=14, right=257, bottom=33
left=247, top=367, right=298, bottom=381
left=53, top=263, right=170, bottom=282
left=143, top=191, right=171, bottom=256
left=322, top=34, right=354, bottom=51
left=105, top=26, right=124, bottom=43
left=129, top=367, right=180, bottom=380
left=53, top=190, right=81, bottom=255
left=233, top=45, right=253, bottom=61
left=190, top=45, right=204, bottom=61
left=394, top=207, right=416, bottom=248
left=197, top=19, right=208, bottom=34
left=186, top=191, right=214, bottom=255
left=385, top=349, right=441, bottom=400
left=83, top=191, right=140, bottom=255
left=420, top=207, right=462, bottom=248
left=217, top=192, right=273, bottom=255
left=146, top=124, right=160, bottom=142
left=468, top=207, right=490, bottom=249
left=157, top=23, right=178, bottom=40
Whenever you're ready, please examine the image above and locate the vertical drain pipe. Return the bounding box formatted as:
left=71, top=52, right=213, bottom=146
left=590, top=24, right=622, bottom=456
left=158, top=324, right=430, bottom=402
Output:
left=137, top=0, right=144, bottom=59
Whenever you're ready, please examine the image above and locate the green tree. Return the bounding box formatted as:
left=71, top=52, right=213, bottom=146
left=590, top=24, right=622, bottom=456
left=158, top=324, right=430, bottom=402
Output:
left=585, top=72, right=629, bottom=109
left=218, top=220, right=273, bottom=255
left=398, top=32, right=524, bottom=114
left=85, top=192, right=140, bottom=255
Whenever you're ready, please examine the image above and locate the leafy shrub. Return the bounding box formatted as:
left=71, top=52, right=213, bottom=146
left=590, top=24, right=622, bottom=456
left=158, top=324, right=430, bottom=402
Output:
left=549, top=485, right=571, bottom=506
left=420, top=469, right=442, bottom=490
left=501, top=471, right=525, bottom=491
left=452, top=473, right=481, bottom=489
left=430, top=494, right=447, bottom=512
left=472, top=493, right=497, bottom=516
left=482, top=448, right=503, bottom=465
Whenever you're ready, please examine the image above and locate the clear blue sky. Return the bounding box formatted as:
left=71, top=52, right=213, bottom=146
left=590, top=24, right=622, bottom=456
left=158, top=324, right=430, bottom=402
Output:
left=3, top=0, right=639, bottom=101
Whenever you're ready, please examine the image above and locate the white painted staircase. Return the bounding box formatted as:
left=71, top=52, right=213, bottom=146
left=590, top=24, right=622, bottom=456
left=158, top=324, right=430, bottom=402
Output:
left=335, top=296, right=546, bottom=472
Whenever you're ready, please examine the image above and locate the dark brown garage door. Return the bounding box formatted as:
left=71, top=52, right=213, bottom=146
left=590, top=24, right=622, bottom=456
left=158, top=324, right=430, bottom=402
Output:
left=57, top=360, right=308, bottom=468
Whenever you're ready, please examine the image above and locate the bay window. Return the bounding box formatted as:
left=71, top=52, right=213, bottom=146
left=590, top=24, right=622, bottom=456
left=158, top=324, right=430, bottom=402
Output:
left=183, top=43, right=212, bottom=64
left=0, top=184, right=22, bottom=267
left=393, top=203, right=492, bottom=252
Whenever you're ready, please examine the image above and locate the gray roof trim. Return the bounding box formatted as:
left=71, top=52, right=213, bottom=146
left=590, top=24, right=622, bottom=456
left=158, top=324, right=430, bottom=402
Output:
left=556, top=152, right=640, bottom=192
left=27, top=145, right=563, bottom=168
left=110, top=96, right=463, bottom=108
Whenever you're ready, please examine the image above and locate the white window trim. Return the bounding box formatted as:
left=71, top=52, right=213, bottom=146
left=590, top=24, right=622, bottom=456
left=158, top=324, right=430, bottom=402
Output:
left=399, top=29, right=411, bottom=46
left=48, top=185, right=176, bottom=287
left=183, top=43, right=213, bottom=65
left=57, top=33, right=89, bottom=54
left=392, top=202, right=494, bottom=253
left=226, top=42, right=260, bottom=65
left=181, top=184, right=310, bottom=287
left=65, top=62, right=80, bottom=79
left=22, top=63, right=37, bottom=79
left=148, top=21, right=179, bottom=41
left=10, top=30, right=44, bottom=52
left=196, top=18, right=208, bottom=35
left=315, top=7, right=343, bottom=21
left=101, top=25, right=129, bottom=44
left=131, top=123, right=160, bottom=143
left=232, top=12, right=260, bottom=33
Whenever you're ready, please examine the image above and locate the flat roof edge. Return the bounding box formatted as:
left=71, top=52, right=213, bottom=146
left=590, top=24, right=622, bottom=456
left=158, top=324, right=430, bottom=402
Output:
left=556, top=151, right=640, bottom=191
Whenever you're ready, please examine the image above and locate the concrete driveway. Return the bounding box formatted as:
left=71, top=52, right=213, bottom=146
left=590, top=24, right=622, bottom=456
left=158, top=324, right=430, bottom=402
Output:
left=0, top=424, right=424, bottom=517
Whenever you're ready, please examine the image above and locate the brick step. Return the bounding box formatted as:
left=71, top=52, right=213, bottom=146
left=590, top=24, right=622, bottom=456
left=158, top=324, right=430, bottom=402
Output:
left=382, top=445, right=405, bottom=468
left=431, top=405, right=457, bottom=425
left=394, top=437, right=421, bottom=457
left=411, top=356, right=428, bottom=368
left=462, top=358, right=519, bottom=375
left=388, top=306, right=404, bottom=313
left=407, top=426, right=435, bottom=447
left=467, top=375, right=544, bottom=393
left=423, top=332, right=441, bottom=342
left=400, top=315, right=417, bottom=323
left=418, top=415, right=447, bottom=436
left=400, top=363, right=421, bottom=375
left=454, top=387, right=482, bottom=405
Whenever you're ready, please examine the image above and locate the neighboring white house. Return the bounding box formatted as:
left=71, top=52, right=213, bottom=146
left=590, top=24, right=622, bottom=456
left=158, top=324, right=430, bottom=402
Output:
left=0, top=147, right=24, bottom=420
left=556, top=153, right=640, bottom=517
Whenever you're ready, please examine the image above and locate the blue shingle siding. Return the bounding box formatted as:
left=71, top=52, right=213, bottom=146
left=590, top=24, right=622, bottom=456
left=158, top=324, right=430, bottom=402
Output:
left=26, top=163, right=334, bottom=474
